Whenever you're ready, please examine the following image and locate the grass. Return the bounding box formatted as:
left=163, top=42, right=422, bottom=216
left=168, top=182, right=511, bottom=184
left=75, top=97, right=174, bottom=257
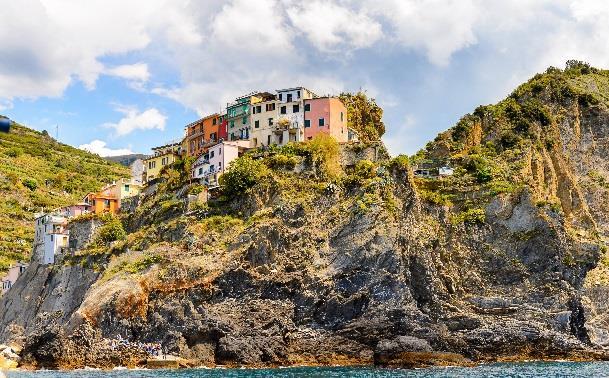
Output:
left=0, top=122, right=129, bottom=271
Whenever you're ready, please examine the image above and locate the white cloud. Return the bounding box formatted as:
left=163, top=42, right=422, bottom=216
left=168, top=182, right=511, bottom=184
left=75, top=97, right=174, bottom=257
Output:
left=287, top=1, right=383, bottom=52
left=104, top=63, right=150, bottom=83
left=103, top=106, right=167, bottom=136
left=211, top=0, right=293, bottom=54
left=78, top=140, right=134, bottom=157
left=368, top=0, right=479, bottom=66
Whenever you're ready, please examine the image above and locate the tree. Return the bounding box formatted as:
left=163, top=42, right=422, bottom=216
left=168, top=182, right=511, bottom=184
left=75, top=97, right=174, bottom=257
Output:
left=339, top=91, right=385, bottom=143
left=219, top=156, right=270, bottom=197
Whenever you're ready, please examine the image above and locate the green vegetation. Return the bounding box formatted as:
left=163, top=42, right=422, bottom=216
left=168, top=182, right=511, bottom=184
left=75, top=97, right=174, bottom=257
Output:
left=0, top=122, right=129, bottom=270
left=219, top=156, right=271, bottom=197
left=94, top=215, right=127, bottom=245
left=339, top=92, right=385, bottom=143
left=451, top=208, right=486, bottom=226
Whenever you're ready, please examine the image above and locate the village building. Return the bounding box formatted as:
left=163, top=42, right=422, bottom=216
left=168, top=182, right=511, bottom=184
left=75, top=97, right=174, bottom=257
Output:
left=250, top=95, right=280, bottom=147
left=226, top=92, right=274, bottom=142
left=34, top=213, right=69, bottom=264
left=203, top=140, right=250, bottom=187
left=191, top=154, right=210, bottom=181
left=439, top=166, right=455, bottom=176
left=183, top=113, right=224, bottom=158
left=303, top=97, right=349, bottom=143
left=274, top=87, right=317, bottom=145
left=83, top=191, right=119, bottom=214
left=1, top=262, right=28, bottom=294
left=58, top=203, right=91, bottom=218
left=143, top=142, right=182, bottom=183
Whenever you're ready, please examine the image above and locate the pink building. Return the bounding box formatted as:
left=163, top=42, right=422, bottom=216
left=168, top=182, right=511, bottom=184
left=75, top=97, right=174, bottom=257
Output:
left=1, top=262, right=28, bottom=294
left=303, top=97, right=348, bottom=143
left=59, top=203, right=91, bottom=218
left=205, top=140, right=251, bottom=186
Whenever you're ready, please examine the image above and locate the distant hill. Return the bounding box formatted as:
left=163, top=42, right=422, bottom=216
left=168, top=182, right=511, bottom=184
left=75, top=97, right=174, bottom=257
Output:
left=105, top=154, right=147, bottom=167
left=0, top=121, right=130, bottom=270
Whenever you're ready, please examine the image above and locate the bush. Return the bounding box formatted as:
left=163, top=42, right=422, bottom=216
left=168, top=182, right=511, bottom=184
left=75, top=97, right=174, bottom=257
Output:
left=354, top=160, right=375, bottom=180
left=95, top=216, right=127, bottom=245
left=339, top=91, right=385, bottom=142
left=21, top=178, right=38, bottom=191
left=6, top=147, right=23, bottom=158
left=451, top=208, right=486, bottom=225
left=306, top=133, right=341, bottom=179
left=267, top=154, right=298, bottom=170
left=220, top=156, right=270, bottom=197
left=389, top=155, right=409, bottom=171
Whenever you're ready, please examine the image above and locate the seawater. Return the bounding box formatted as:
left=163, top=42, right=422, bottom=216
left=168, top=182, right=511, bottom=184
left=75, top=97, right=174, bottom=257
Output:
left=6, top=362, right=609, bottom=377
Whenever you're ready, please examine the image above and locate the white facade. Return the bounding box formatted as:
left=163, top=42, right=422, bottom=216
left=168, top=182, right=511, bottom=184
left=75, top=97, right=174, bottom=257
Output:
left=191, top=155, right=210, bottom=180
left=130, top=159, right=144, bottom=184
left=275, top=87, right=316, bottom=145
left=439, top=167, right=454, bottom=176
left=34, top=214, right=69, bottom=264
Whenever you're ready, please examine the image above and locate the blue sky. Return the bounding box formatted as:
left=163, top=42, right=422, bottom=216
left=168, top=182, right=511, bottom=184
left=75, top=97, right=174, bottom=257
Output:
left=1, top=0, right=608, bottom=156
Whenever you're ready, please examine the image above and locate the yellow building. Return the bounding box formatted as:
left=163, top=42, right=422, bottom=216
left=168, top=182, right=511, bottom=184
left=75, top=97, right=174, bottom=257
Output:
left=104, top=178, right=142, bottom=205
left=143, top=144, right=181, bottom=183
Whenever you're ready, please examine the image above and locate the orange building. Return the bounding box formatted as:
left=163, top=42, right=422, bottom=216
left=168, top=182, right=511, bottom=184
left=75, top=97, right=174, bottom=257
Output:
left=82, top=192, right=119, bottom=215
left=184, top=118, right=206, bottom=158
left=202, top=113, right=221, bottom=144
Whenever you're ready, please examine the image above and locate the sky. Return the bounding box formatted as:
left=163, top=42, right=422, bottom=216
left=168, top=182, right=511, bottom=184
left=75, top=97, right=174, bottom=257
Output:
left=1, top=0, right=609, bottom=157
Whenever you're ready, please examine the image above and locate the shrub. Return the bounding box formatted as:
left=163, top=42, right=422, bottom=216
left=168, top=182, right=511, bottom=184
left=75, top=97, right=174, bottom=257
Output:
left=267, top=154, right=298, bottom=170
left=306, top=133, right=341, bottom=179
left=339, top=91, right=385, bottom=142
left=220, top=156, right=270, bottom=197
left=6, top=147, right=23, bottom=158
left=354, top=160, right=375, bottom=180
left=451, top=208, right=486, bottom=225
left=389, top=155, right=409, bottom=171
left=95, top=216, right=127, bottom=245
left=21, top=178, right=38, bottom=191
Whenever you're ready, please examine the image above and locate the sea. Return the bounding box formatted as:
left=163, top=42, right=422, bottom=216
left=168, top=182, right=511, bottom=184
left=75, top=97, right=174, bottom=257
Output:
left=5, top=362, right=609, bottom=378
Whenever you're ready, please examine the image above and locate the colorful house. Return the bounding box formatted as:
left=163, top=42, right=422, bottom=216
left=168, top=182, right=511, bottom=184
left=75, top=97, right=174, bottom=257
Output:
left=106, top=178, right=142, bottom=205
left=275, top=87, right=317, bottom=145
left=34, top=213, right=69, bottom=264
left=143, top=142, right=182, bottom=183
left=1, top=262, right=28, bottom=294
left=204, top=140, right=250, bottom=187
left=303, top=97, right=349, bottom=143
left=191, top=154, right=210, bottom=181
left=226, top=92, right=274, bottom=142
left=250, top=95, right=279, bottom=147
left=203, top=113, right=222, bottom=144
left=184, top=118, right=206, bottom=158
left=83, top=192, right=119, bottom=215
left=58, top=203, right=91, bottom=218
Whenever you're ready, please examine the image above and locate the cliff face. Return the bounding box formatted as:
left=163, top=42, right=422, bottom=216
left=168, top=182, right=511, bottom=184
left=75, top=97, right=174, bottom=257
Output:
left=3, top=63, right=609, bottom=369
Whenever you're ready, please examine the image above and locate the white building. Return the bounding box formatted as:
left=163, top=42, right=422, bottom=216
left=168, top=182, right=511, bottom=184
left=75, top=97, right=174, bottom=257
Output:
left=191, top=154, right=210, bottom=181
left=34, top=213, right=70, bottom=264
left=439, top=167, right=455, bottom=176
left=195, top=140, right=251, bottom=187
left=1, top=262, right=28, bottom=294
left=274, top=87, right=316, bottom=145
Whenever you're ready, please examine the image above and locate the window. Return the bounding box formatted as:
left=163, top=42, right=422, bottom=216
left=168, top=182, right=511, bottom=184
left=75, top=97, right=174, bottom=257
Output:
left=219, top=148, right=222, bottom=155
left=266, top=103, right=275, bottom=111
left=213, top=118, right=217, bottom=125
left=293, top=105, right=299, bottom=113
left=268, top=118, right=273, bottom=126
left=341, top=112, right=344, bottom=122
left=304, top=103, right=310, bottom=111
left=255, top=120, right=260, bottom=128
left=319, top=118, right=325, bottom=126
left=267, top=135, right=271, bottom=145
left=230, top=120, right=234, bottom=128
left=304, top=119, right=311, bottom=128
left=242, top=116, right=247, bottom=124
left=287, top=93, right=293, bottom=102
left=210, top=151, right=215, bottom=158
left=255, top=105, right=261, bottom=114
left=199, top=168, right=203, bottom=175
left=280, top=106, right=286, bottom=114
left=230, top=133, right=235, bottom=140
left=211, top=132, right=217, bottom=141
left=104, top=199, right=110, bottom=207
left=210, top=164, right=215, bottom=172
left=297, top=90, right=300, bottom=98
left=124, top=185, right=129, bottom=192
left=219, top=162, right=222, bottom=169
left=278, top=93, right=282, bottom=101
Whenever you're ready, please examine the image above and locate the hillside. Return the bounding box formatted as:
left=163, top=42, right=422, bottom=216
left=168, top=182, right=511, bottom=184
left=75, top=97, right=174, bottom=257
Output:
left=105, top=154, right=147, bottom=167
left=4, top=62, right=609, bottom=369
left=0, top=122, right=130, bottom=271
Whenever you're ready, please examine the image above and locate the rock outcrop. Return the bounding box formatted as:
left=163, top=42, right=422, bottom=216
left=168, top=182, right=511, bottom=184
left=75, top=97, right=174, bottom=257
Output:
left=3, top=63, right=609, bottom=369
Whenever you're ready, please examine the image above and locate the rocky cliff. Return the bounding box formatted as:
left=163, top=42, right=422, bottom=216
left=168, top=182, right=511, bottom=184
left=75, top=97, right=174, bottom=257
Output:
left=3, top=62, right=609, bottom=369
